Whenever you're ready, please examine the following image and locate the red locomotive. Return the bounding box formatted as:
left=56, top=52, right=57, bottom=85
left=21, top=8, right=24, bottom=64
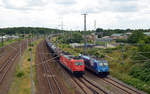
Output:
left=46, top=39, right=85, bottom=77
left=59, top=52, right=85, bottom=77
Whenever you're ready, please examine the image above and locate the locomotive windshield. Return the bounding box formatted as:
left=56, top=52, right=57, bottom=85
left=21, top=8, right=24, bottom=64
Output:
left=75, top=62, right=83, bottom=66
left=103, top=60, right=108, bottom=66
left=99, top=60, right=108, bottom=66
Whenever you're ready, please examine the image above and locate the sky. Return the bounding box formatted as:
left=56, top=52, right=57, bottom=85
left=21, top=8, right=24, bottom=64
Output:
left=0, top=0, right=150, bottom=30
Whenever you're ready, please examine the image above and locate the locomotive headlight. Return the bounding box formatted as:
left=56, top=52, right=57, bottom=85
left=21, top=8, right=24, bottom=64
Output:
left=104, top=63, right=108, bottom=66
left=99, top=63, right=103, bottom=66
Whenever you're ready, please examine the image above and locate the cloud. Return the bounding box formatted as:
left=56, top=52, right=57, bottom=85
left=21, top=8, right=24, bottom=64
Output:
left=102, top=0, right=139, bottom=13
left=1, top=0, right=28, bottom=10
left=0, top=0, right=150, bottom=29
left=54, top=0, right=76, bottom=6
left=74, top=0, right=139, bottom=14
left=110, top=0, right=137, bottom=2
left=28, top=0, right=49, bottom=7
left=112, top=3, right=138, bottom=12
left=1, top=0, right=49, bottom=10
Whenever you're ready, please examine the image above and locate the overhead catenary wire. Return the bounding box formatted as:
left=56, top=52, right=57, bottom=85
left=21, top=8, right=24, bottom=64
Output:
left=35, top=55, right=59, bottom=66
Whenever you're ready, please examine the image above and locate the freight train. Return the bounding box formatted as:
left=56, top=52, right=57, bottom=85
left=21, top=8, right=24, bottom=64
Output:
left=79, top=54, right=109, bottom=77
left=46, top=39, right=85, bottom=77
left=46, top=38, right=109, bottom=77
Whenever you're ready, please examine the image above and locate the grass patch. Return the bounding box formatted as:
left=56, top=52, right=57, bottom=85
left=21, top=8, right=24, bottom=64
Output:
left=8, top=38, right=42, bottom=94
left=0, top=38, right=23, bottom=48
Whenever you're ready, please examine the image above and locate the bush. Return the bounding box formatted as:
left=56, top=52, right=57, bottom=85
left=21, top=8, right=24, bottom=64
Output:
left=28, top=58, right=31, bottom=61
left=16, top=71, right=24, bottom=78
left=123, top=53, right=128, bottom=59
left=129, top=64, right=150, bottom=83
left=29, top=43, right=34, bottom=47
left=28, top=48, right=32, bottom=51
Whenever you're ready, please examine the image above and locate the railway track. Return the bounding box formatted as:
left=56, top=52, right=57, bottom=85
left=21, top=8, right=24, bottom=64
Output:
left=71, top=75, right=108, bottom=94
left=0, top=53, right=19, bottom=84
left=37, top=41, right=63, bottom=94
left=0, top=40, right=29, bottom=85
left=0, top=42, right=20, bottom=64
left=101, top=77, right=142, bottom=94
left=82, top=77, right=108, bottom=94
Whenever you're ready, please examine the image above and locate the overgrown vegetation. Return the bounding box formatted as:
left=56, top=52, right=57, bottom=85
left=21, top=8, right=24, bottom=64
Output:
left=104, top=31, right=150, bottom=93
left=127, top=31, right=150, bottom=91
left=8, top=38, right=42, bottom=94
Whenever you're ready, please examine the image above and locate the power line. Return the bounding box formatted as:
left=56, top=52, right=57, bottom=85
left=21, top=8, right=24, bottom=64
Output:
left=1, top=33, right=4, bottom=48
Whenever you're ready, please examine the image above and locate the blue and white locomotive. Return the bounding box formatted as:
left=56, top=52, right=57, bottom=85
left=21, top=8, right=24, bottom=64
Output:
left=79, top=54, right=109, bottom=77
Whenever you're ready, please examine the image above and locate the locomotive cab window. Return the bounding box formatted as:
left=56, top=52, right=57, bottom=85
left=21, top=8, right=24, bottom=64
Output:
left=99, top=60, right=108, bottom=66
left=75, top=62, right=83, bottom=66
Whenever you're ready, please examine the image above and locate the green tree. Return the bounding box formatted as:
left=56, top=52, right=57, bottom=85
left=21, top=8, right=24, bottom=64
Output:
left=128, top=30, right=145, bottom=43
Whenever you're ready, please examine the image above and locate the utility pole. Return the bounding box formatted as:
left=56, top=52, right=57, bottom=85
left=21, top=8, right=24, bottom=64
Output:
left=70, top=30, right=72, bottom=43
left=82, top=13, right=87, bottom=55
left=94, top=20, right=96, bottom=30
left=19, top=33, right=21, bottom=57
left=94, top=20, right=97, bottom=45
left=58, top=19, right=65, bottom=30
left=27, top=38, right=28, bottom=49
left=20, top=39, right=22, bottom=57
left=121, top=43, right=125, bottom=64
left=24, top=30, right=25, bottom=40
left=30, top=49, right=34, bottom=94
left=59, top=19, right=66, bottom=43
left=61, top=20, right=64, bottom=30
left=1, top=33, right=4, bottom=47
